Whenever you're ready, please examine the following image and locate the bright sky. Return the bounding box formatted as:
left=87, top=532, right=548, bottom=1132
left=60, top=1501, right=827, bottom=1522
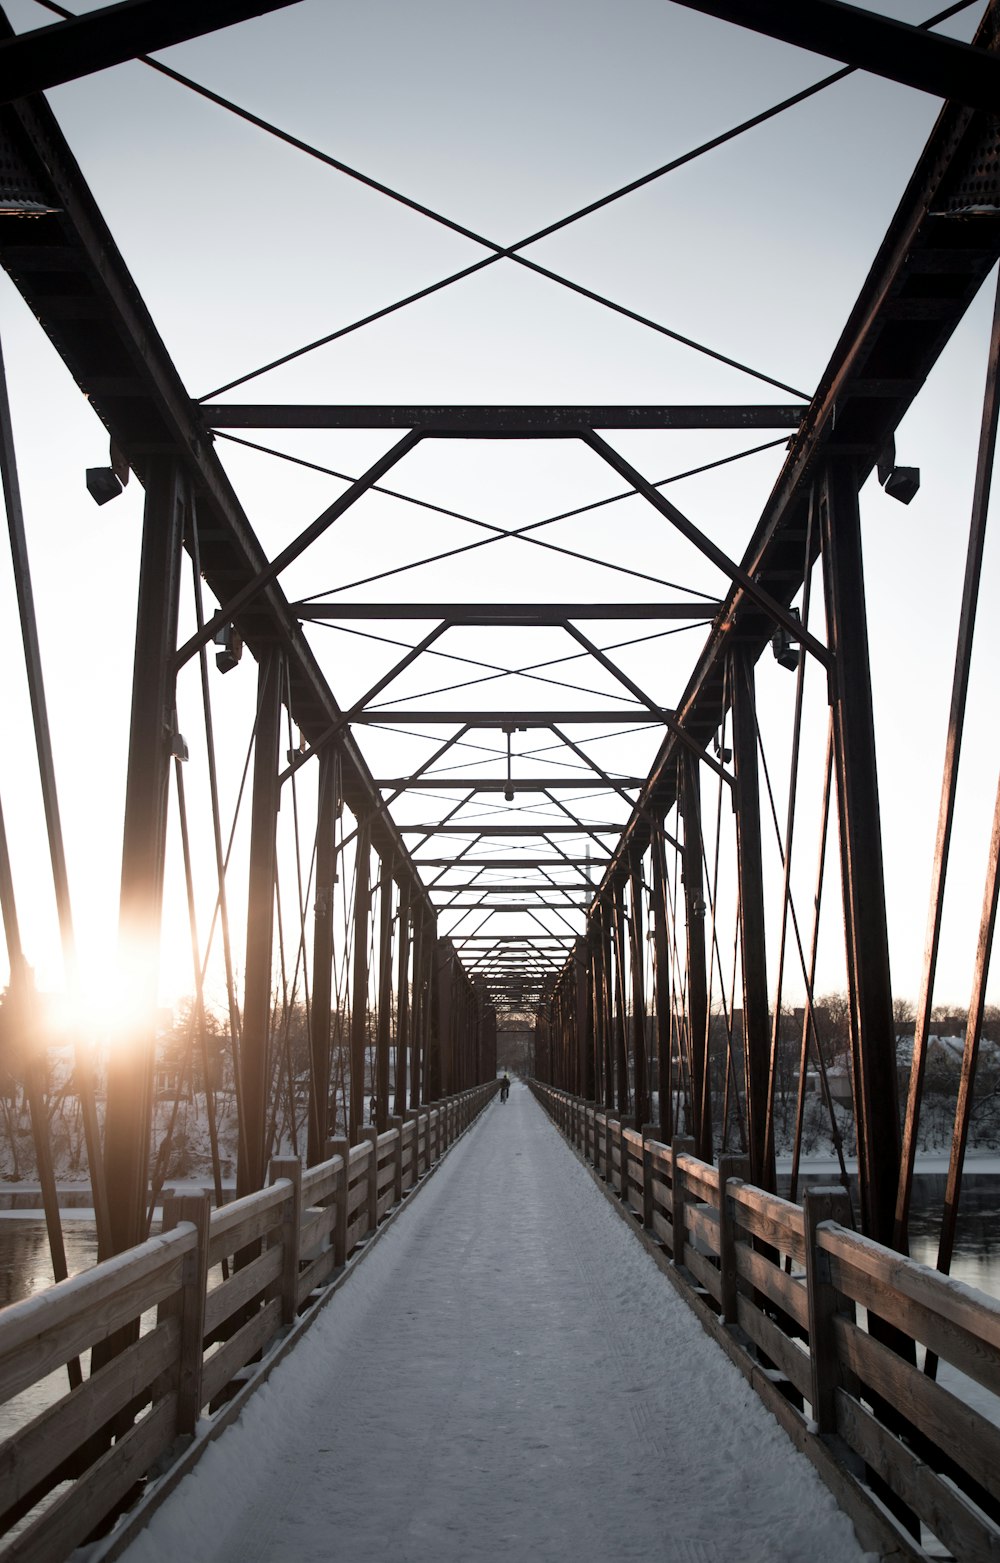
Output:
left=1, top=0, right=998, bottom=1027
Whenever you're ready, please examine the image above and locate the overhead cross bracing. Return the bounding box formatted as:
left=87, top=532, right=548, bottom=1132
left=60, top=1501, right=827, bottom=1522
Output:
left=1, top=0, right=1000, bottom=1318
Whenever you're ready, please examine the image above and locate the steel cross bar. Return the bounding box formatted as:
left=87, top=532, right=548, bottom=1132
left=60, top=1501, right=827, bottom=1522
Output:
left=414, top=858, right=608, bottom=868
left=581, top=431, right=829, bottom=666
left=560, top=621, right=732, bottom=786
left=350, top=710, right=670, bottom=724
left=201, top=403, right=807, bottom=432
left=668, top=0, right=1000, bottom=114
left=373, top=776, right=644, bottom=789
left=294, top=601, right=716, bottom=622
left=173, top=429, right=422, bottom=670
left=0, top=0, right=305, bottom=103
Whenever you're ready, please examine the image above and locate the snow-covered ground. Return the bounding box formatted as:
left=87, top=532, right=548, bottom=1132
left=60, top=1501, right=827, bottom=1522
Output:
left=119, top=1083, right=871, bottom=1563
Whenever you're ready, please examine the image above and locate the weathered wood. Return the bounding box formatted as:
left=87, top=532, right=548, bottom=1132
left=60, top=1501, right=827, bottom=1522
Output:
left=686, top=1202, right=721, bottom=1258
left=1, top=1395, right=177, bottom=1563
left=201, top=1299, right=282, bottom=1407
left=820, top=1222, right=1000, bottom=1354
left=674, top=1153, right=721, bottom=1206
left=204, top=1246, right=283, bottom=1338
left=729, top=1183, right=806, bottom=1264
left=389, top=1118, right=404, bottom=1204
left=0, top=1234, right=190, bottom=1407
left=734, top=1243, right=810, bottom=1331
left=160, top=1192, right=211, bottom=1435
left=670, top=1135, right=695, bottom=1266
left=268, top=1158, right=302, bottom=1328
left=735, top=1295, right=813, bottom=1401
left=718, top=1157, right=751, bottom=1326
left=207, top=1182, right=288, bottom=1266
left=296, top=1246, right=337, bottom=1305
left=328, top=1138, right=349, bottom=1267
left=834, top=1314, right=1000, bottom=1501
left=803, top=1188, right=854, bottom=1433
left=0, top=1318, right=178, bottom=1525
left=835, top=1391, right=1000, bottom=1563
left=684, top=1244, right=723, bottom=1306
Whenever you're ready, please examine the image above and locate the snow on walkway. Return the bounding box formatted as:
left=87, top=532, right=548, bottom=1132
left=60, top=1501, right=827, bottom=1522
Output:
left=121, top=1084, right=871, bottom=1563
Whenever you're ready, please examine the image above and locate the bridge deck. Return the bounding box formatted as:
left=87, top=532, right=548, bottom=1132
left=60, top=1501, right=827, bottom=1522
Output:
left=122, top=1088, right=867, bottom=1563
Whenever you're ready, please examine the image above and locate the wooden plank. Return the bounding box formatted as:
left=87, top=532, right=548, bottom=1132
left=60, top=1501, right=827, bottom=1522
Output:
left=204, top=1245, right=283, bottom=1337
left=735, top=1296, right=812, bottom=1400
left=0, top=1242, right=186, bottom=1408
left=835, top=1390, right=1000, bottom=1563
left=646, top=1140, right=673, bottom=1169
left=734, top=1244, right=810, bottom=1329
left=346, top=1179, right=368, bottom=1219
left=376, top=1188, right=394, bottom=1221
left=651, top=1209, right=674, bottom=1249
left=207, top=1181, right=287, bottom=1250
left=834, top=1315, right=1000, bottom=1501
left=299, top=1206, right=336, bottom=1253
left=296, top=1247, right=336, bottom=1304
left=200, top=1299, right=282, bottom=1407
left=822, top=1224, right=1000, bottom=1367
left=827, top=1248, right=1000, bottom=1402
left=729, top=1187, right=805, bottom=1263
left=0, top=1395, right=176, bottom=1563
left=687, top=1203, right=721, bottom=1258
left=300, top=1155, right=343, bottom=1206
left=207, top=1203, right=284, bottom=1267
left=0, top=1318, right=178, bottom=1524
left=684, top=1244, right=722, bottom=1305
left=345, top=1214, right=367, bottom=1255
left=675, top=1154, right=720, bottom=1205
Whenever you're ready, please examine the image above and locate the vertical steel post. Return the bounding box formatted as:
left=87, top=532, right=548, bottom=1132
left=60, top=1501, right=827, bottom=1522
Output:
left=104, top=460, right=186, bottom=1250
left=651, top=823, right=673, bottom=1143
left=578, top=935, right=595, bottom=1101
left=628, top=855, right=649, bottom=1131
left=611, top=884, right=630, bottom=1116
left=307, top=748, right=338, bottom=1165
left=349, top=817, right=372, bottom=1146
left=820, top=459, right=900, bottom=1245
left=375, top=860, right=393, bottom=1135
left=238, top=648, right=283, bottom=1196
left=680, top=753, right=711, bottom=1163
left=730, top=650, right=771, bottom=1189
left=394, top=888, right=410, bottom=1115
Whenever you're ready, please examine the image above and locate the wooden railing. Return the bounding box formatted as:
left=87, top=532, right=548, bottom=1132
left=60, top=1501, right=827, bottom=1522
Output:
left=532, top=1081, right=1000, bottom=1563
left=0, top=1081, right=498, bottom=1562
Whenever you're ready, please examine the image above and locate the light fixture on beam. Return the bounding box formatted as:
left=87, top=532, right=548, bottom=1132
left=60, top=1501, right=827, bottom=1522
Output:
left=86, top=440, right=129, bottom=507
left=877, top=436, right=920, bottom=506
left=214, top=623, right=243, bottom=674
left=772, top=606, right=801, bottom=672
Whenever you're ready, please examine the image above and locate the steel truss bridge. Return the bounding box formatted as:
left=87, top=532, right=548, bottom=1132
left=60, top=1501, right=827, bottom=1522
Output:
left=2, top=1, right=1000, bottom=1557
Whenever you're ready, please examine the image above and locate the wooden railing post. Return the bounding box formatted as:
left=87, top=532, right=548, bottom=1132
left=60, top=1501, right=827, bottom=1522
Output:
left=160, top=1191, right=210, bottom=1437
left=328, top=1136, right=349, bottom=1267
left=641, top=1125, right=657, bottom=1231
left=804, top=1186, right=853, bottom=1433
left=389, top=1116, right=404, bottom=1204
left=268, top=1156, right=302, bottom=1327
left=671, top=1135, right=695, bottom=1266
left=718, top=1154, right=751, bottom=1326
left=603, top=1113, right=616, bottom=1183
left=360, top=1127, right=379, bottom=1236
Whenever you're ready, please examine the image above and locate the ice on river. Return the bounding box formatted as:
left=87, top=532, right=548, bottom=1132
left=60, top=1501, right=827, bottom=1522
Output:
left=119, top=1083, right=872, bottom=1563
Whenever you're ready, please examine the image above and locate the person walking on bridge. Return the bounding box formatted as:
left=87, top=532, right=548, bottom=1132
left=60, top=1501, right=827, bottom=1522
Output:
left=500, top=1073, right=510, bottom=1102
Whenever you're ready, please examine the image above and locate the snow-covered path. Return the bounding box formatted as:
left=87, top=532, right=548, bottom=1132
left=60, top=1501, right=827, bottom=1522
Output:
left=122, top=1084, right=870, bottom=1563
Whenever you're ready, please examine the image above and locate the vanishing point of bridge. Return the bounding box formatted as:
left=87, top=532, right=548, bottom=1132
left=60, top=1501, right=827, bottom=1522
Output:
left=1, top=3, right=1000, bottom=1560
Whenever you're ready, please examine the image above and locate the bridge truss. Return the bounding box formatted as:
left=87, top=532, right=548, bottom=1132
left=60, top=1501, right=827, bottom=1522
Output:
left=0, top=0, right=999, bottom=1282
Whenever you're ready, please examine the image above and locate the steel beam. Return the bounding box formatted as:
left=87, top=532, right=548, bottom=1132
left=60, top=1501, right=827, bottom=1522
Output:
left=238, top=649, right=283, bottom=1196
left=375, top=777, right=644, bottom=790
left=731, top=650, right=771, bottom=1190
left=820, top=461, right=900, bottom=1245
left=351, top=711, right=669, bottom=724
left=295, top=602, right=713, bottom=622
left=667, top=0, right=1000, bottom=114
left=0, top=0, right=305, bottom=104
left=349, top=820, right=372, bottom=1146
left=201, top=403, right=807, bottom=433
left=307, top=749, right=337, bottom=1165
left=103, top=459, right=185, bottom=1250
left=680, top=753, right=710, bottom=1161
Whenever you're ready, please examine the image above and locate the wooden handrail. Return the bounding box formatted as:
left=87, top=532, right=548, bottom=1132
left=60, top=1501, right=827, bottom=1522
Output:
left=530, top=1078, right=1000, bottom=1562
left=0, top=1078, right=500, bottom=1561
